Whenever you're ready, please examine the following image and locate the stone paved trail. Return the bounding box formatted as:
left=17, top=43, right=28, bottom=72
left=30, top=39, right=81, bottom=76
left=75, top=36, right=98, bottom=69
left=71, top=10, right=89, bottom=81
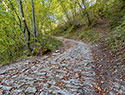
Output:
left=0, top=37, right=124, bottom=95
left=0, top=37, right=96, bottom=95
left=6, top=37, right=125, bottom=95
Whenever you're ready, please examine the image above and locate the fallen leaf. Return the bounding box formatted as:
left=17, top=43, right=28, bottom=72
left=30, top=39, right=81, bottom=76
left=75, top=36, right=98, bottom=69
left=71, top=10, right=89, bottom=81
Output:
left=0, top=90, right=4, bottom=94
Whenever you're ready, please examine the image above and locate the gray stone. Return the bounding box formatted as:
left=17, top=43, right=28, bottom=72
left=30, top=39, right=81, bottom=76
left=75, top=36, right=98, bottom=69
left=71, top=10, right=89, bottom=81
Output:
left=84, top=80, right=94, bottom=85
left=25, top=87, right=37, bottom=93
left=13, top=89, right=23, bottom=94
left=55, top=74, right=64, bottom=79
left=84, top=67, right=92, bottom=71
left=2, top=86, right=12, bottom=91
left=34, top=72, right=42, bottom=76
left=121, top=85, right=125, bottom=91
left=31, top=66, right=36, bottom=69
left=65, top=84, right=78, bottom=89
left=39, top=76, right=45, bottom=79
left=57, top=70, right=67, bottom=73
left=18, top=92, right=25, bottom=95
left=85, top=77, right=95, bottom=81
left=74, top=69, right=82, bottom=72
left=50, top=86, right=61, bottom=90
left=70, top=79, right=81, bottom=84
left=57, top=90, right=73, bottom=95
left=18, top=73, right=25, bottom=79
left=41, top=72, right=47, bottom=75
left=24, top=77, right=35, bottom=81
left=47, top=80, right=56, bottom=85
left=82, top=71, right=95, bottom=76
left=13, top=84, right=21, bottom=88
left=0, top=85, right=3, bottom=88
left=61, top=64, right=68, bottom=67
left=63, top=80, right=71, bottom=84
left=40, top=92, right=46, bottom=95
left=109, top=91, right=116, bottom=95
left=113, top=82, right=120, bottom=88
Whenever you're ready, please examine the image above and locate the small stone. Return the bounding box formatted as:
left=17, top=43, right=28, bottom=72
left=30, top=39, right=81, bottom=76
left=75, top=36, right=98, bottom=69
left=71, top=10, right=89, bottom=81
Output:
left=18, top=92, right=25, bottom=95
left=74, top=69, right=82, bottom=72
left=65, top=84, right=78, bottom=89
left=57, top=90, right=72, bottom=95
left=13, top=84, right=21, bottom=88
left=62, top=80, right=71, bottom=84
left=41, top=72, right=47, bottom=75
left=13, top=89, right=23, bottom=94
left=55, top=74, right=64, bottom=79
left=101, top=81, right=104, bottom=84
left=40, top=92, right=46, bottom=95
left=25, top=87, right=36, bottom=93
left=109, top=91, right=115, bottom=95
left=55, top=50, right=60, bottom=53
left=57, top=70, right=67, bottom=73
left=24, top=77, right=34, bottom=81
left=84, top=80, right=94, bottom=85
left=47, top=80, right=56, bottom=85
left=4, top=79, right=15, bottom=85
left=18, top=73, right=25, bottom=79
left=50, top=86, right=61, bottom=90
left=0, top=85, right=3, bottom=88
left=2, top=86, right=12, bottom=91
left=61, top=64, right=68, bottom=67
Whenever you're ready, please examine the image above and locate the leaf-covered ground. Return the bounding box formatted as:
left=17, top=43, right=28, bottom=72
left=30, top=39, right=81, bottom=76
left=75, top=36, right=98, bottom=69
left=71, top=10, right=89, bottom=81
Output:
left=92, top=43, right=125, bottom=95
left=0, top=37, right=124, bottom=95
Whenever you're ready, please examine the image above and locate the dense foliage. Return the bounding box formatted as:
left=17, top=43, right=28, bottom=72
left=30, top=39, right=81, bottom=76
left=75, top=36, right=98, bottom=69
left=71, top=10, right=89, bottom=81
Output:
left=52, top=0, right=125, bottom=63
left=0, top=0, right=64, bottom=64
left=0, top=0, right=124, bottom=64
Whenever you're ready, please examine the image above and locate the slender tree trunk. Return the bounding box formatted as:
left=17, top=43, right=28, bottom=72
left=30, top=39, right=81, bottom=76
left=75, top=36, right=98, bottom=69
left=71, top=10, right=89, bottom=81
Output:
left=70, top=2, right=75, bottom=25
left=9, top=0, right=27, bottom=40
left=73, top=1, right=77, bottom=19
left=31, top=0, right=37, bottom=42
left=24, top=0, right=33, bottom=36
left=9, top=0, right=21, bottom=27
left=76, top=0, right=91, bottom=26
left=82, top=0, right=91, bottom=25
left=19, top=0, right=33, bottom=51
left=77, top=0, right=88, bottom=24
left=59, top=0, right=72, bottom=26
left=10, top=11, right=27, bottom=44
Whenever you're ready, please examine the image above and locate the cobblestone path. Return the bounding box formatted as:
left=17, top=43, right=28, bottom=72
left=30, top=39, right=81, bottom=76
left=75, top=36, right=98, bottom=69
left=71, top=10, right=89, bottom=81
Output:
left=0, top=37, right=96, bottom=95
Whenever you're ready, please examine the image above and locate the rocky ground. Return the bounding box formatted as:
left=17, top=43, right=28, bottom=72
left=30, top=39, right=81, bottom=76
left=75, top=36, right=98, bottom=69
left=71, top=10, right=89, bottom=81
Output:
left=0, top=37, right=124, bottom=95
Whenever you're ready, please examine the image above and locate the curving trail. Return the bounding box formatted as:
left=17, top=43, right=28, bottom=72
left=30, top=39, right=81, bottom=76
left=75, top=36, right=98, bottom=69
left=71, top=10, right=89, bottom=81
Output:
left=0, top=37, right=124, bottom=95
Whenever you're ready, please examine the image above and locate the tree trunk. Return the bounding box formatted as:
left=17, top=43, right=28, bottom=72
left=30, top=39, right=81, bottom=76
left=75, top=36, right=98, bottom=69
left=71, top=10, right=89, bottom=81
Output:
left=59, top=0, right=72, bottom=26
left=31, top=0, right=37, bottom=42
left=76, top=0, right=88, bottom=25
left=9, top=0, right=27, bottom=40
left=82, top=0, right=91, bottom=25
left=24, top=0, right=33, bottom=34
left=19, top=0, right=33, bottom=51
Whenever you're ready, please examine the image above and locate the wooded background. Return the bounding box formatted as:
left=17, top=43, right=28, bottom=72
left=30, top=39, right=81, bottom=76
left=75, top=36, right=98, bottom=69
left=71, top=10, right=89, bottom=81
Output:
left=0, top=0, right=124, bottom=64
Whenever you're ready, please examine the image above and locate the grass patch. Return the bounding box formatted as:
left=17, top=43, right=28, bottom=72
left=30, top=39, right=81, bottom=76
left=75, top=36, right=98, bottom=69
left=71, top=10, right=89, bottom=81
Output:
left=78, top=27, right=103, bottom=43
